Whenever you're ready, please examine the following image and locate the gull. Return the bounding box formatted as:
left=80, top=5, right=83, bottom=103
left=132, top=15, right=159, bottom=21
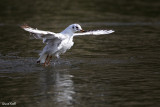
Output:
left=21, top=24, right=114, bottom=66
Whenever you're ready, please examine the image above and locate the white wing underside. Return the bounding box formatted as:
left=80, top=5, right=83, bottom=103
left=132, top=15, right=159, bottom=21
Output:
left=21, top=25, right=64, bottom=43
left=21, top=25, right=115, bottom=43
left=74, top=30, right=114, bottom=36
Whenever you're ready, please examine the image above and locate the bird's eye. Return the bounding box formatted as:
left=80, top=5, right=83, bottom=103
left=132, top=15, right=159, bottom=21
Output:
left=72, top=26, right=74, bottom=29
left=76, top=26, right=78, bottom=30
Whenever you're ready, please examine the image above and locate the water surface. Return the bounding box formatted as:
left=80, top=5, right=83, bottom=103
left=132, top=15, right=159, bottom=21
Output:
left=0, top=0, right=160, bottom=107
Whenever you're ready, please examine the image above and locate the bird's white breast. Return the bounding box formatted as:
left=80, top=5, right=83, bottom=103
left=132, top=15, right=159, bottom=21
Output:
left=58, top=36, right=74, bottom=53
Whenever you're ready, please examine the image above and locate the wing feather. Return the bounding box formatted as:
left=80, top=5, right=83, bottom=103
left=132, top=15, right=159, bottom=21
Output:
left=21, top=25, right=66, bottom=44
left=21, top=25, right=56, bottom=39
left=73, top=30, right=114, bottom=36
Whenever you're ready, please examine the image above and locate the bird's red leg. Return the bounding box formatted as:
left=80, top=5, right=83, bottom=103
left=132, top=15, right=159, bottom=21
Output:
left=44, top=55, right=49, bottom=67
left=47, top=56, right=52, bottom=66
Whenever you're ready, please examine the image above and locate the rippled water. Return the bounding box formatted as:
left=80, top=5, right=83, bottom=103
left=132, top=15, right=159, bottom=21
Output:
left=0, top=0, right=160, bottom=107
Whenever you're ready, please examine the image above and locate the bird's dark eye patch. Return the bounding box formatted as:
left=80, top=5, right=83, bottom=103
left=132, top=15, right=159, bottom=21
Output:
left=72, top=26, right=74, bottom=29
left=76, top=26, right=78, bottom=30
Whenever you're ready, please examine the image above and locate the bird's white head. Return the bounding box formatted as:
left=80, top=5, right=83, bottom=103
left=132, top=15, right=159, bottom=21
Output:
left=61, top=24, right=85, bottom=35
left=69, top=24, right=85, bottom=33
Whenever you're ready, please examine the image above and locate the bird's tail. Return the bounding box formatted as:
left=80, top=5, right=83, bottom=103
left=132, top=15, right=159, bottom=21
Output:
left=37, top=53, right=48, bottom=64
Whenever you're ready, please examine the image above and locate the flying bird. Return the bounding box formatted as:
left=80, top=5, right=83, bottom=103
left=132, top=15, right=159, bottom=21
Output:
left=21, top=24, right=114, bottom=66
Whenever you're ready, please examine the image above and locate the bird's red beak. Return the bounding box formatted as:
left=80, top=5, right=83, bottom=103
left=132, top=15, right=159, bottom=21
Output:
left=80, top=30, right=85, bottom=32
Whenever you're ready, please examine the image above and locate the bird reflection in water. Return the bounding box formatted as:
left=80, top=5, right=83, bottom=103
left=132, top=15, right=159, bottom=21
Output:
left=54, top=70, right=75, bottom=105
left=43, top=68, right=75, bottom=106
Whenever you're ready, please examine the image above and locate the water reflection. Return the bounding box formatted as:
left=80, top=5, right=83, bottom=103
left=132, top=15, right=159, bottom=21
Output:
left=0, top=54, right=75, bottom=107
left=54, top=69, right=75, bottom=106
left=33, top=63, right=76, bottom=107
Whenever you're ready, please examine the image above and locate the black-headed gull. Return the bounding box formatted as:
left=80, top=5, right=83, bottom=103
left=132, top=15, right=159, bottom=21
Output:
left=21, top=24, right=114, bottom=66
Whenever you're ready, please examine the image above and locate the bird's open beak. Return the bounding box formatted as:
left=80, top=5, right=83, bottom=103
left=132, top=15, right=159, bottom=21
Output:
left=80, top=30, right=85, bottom=32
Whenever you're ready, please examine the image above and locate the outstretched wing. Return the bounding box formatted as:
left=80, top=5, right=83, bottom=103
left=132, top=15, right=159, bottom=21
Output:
left=73, top=30, right=114, bottom=36
left=21, top=25, right=65, bottom=43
